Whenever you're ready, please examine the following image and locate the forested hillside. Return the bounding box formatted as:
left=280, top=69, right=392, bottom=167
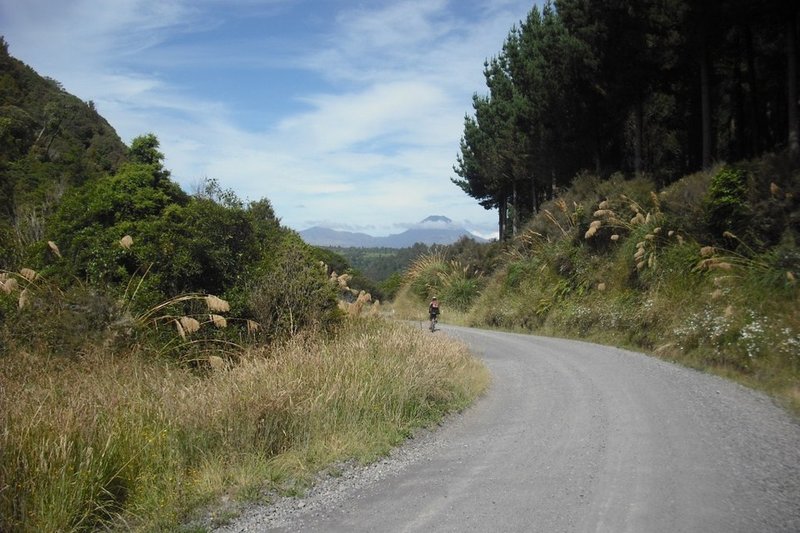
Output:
left=454, top=0, right=799, bottom=239
left=0, top=37, right=128, bottom=267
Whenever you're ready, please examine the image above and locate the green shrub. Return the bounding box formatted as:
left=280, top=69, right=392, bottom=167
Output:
left=247, top=236, right=342, bottom=340
left=704, top=167, right=750, bottom=241
left=405, top=252, right=448, bottom=300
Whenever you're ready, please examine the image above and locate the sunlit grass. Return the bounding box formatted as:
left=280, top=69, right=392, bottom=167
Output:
left=0, top=318, right=489, bottom=531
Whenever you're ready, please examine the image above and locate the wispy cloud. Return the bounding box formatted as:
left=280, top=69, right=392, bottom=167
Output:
left=0, top=0, right=535, bottom=236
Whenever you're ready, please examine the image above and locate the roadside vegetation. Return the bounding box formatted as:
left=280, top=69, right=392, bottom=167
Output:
left=0, top=311, right=487, bottom=532
left=0, top=148, right=489, bottom=531
left=396, top=154, right=799, bottom=412
left=0, top=40, right=489, bottom=531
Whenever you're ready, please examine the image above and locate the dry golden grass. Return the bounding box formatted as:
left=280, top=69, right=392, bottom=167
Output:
left=0, top=317, right=488, bottom=531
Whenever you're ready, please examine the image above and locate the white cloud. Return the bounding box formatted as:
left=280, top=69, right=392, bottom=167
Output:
left=0, top=0, right=533, bottom=237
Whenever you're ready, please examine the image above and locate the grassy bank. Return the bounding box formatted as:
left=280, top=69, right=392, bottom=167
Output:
left=393, top=157, right=799, bottom=414
left=0, top=318, right=489, bottom=532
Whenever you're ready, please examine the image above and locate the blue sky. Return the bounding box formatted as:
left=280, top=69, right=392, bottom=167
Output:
left=0, top=0, right=536, bottom=237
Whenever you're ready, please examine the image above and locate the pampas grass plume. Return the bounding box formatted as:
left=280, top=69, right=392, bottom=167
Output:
left=210, top=314, right=227, bottom=328
left=120, top=235, right=133, bottom=249
left=206, top=295, right=230, bottom=313
left=18, top=288, right=29, bottom=309
left=710, top=261, right=733, bottom=271
left=208, top=355, right=226, bottom=371
left=2, top=278, right=18, bottom=294
left=179, top=316, right=201, bottom=334
left=20, top=268, right=37, bottom=282
left=47, top=241, right=61, bottom=258
left=175, top=319, right=186, bottom=339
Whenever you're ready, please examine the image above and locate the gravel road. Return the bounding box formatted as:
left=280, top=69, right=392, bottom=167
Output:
left=214, top=324, right=800, bottom=532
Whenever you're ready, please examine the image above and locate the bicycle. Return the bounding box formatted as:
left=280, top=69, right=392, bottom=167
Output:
left=429, top=315, right=438, bottom=332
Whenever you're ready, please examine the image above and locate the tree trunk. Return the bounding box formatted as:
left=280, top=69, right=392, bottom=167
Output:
left=744, top=24, right=762, bottom=156
left=700, top=34, right=713, bottom=169
left=498, top=196, right=507, bottom=241
left=788, top=7, right=799, bottom=156
left=511, top=180, right=518, bottom=237
left=634, top=98, right=644, bottom=175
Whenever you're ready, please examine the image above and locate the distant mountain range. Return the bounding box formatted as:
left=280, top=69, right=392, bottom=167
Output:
left=299, top=216, right=491, bottom=248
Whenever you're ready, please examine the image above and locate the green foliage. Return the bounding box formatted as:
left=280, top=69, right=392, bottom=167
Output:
left=379, top=272, right=404, bottom=301
left=454, top=152, right=799, bottom=411
left=327, top=243, right=431, bottom=282
left=405, top=252, right=448, bottom=301
left=2, top=122, right=342, bottom=352
left=455, top=0, right=797, bottom=239
left=437, top=264, right=483, bottom=312
left=402, top=252, right=487, bottom=315
left=247, top=235, right=342, bottom=340
left=704, top=167, right=749, bottom=240
left=0, top=273, right=117, bottom=357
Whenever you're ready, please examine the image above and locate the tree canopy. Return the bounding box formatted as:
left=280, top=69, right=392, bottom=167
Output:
left=455, top=1, right=800, bottom=240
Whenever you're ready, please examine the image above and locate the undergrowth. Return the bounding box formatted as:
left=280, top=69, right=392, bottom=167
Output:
left=461, top=155, right=799, bottom=413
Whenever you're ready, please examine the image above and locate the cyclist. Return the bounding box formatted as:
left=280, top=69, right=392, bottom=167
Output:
left=428, top=296, right=440, bottom=331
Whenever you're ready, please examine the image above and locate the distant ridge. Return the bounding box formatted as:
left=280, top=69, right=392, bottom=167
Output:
left=299, top=216, right=490, bottom=248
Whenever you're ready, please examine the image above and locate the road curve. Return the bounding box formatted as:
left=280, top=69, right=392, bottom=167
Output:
left=221, top=325, right=800, bottom=533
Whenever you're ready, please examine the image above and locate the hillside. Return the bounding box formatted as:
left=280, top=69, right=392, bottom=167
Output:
left=396, top=156, right=800, bottom=412
left=0, top=37, right=128, bottom=267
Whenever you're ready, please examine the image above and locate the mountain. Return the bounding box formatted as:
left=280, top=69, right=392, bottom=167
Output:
left=298, top=227, right=383, bottom=247
left=300, top=216, right=491, bottom=248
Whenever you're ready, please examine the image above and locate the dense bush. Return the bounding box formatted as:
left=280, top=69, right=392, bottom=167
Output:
left=704, top=167, right=750, bottom=241
left=247, top=236, right=343, bottom=340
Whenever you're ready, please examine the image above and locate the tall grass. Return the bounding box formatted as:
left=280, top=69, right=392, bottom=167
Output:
left=0, top=318, right=489, bottom=531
